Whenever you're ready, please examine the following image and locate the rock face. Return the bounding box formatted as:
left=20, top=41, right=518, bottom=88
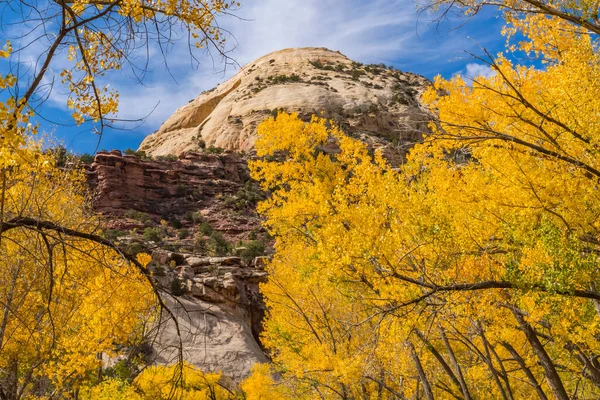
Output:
left=86, top=150, right=269, bottom=381
left=88, top=149, right=260, bottom=239
left=139, top=47, right=430, bottom=163
left=149, top=253, right=268, bottom=381
left=90, top=47, right=433, bottom=382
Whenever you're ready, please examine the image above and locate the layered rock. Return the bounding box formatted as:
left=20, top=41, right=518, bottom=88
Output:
left=89, top=47, right=434, bottom=382
left=87, top=149, right=260, bottom=240
left=139, top=47, right=430, bottom=164
left=149, top=253, right=268, bottom=380
left=87, top=150, right=268, bottom=381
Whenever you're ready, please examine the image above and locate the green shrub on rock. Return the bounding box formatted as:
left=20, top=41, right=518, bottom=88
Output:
left=170, top=278, right=185, bottom=296
left=143, top=227, right=163, bottom=243
left=240, top=240, right=266, bottom=263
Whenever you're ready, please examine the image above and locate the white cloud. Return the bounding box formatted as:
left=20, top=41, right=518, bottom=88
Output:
left=228, top=0, right=417, bottom=63
left=94, top=0, right=437, bottom=132
left=460, top=63, right=496, bottom=81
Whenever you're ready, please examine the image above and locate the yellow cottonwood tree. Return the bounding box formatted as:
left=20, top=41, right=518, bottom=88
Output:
left=82, top=362, right=236, bottom=399
left=0, top=49, right=157, bottom=393
left=0, top=137, right=157, bottom=397
left=3, top=0, right=239, bottom=133
left=248, top=6, right=600, bottom=394
left=0, top=1, right=241, bottom=398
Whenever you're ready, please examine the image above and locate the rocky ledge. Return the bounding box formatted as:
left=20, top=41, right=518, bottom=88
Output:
left=149, top=252, right=269, bottom=381
left=86, top=150, right=270, bottom=380
left=87, top=149, right=262, bottom=241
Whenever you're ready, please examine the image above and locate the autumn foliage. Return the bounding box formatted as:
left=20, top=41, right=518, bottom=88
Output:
left=0, top=134, right=157, bottom=396
left=248, top=3, right=600, bottom=399
left=0, top=1, right=240, bottom=398
left=2, top=0, right=600, bottom=398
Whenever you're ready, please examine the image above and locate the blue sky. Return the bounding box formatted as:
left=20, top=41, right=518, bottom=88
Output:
left=1, top=0, right=506, bottom=154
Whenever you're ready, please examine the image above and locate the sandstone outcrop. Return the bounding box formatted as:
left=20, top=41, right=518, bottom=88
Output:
left=139, top=47, right=430, bottom=164
left=87, top=149, right=260, bottom=240
left=87, top=150, right=269, bottom=381
left=89, top=47, right=433, bottom=382
left=149, top=253, right=268, bottom=380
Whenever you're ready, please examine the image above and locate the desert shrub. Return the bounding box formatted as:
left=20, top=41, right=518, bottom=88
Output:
left=184, top=212, right=195, bottom=222
left=205, top=145, right=224, bottom=154
left=248, top=229, right=258, bottom=240
left=78, top=153, right=95, bottom=164
left=124, top=148, right=149, bottom=159
left=124, top=209, right=152, bottom=225
left=191, top=211, right=205, bottom=223
left=170, top=278, right=185, bottom=296
left=197, top=221, right=214, bottom=235
left=240, top=240, right=266, bottom=263
left=170, top=218, right=182, bottom=229
left=271, top=108, right=284, bottom=118
left=365, top=64, right=385, bottom=75
left=223, top=180, right=265, bottom=211
left=210, top=232, right=230, bottom=256
left=153, top=266, right=166, bottom=277
left=143, top=227, right=163, bottom=243
left=350, top=69, right=365, bottom=81
left=222, top=195, right=237, bottom=208
left=155, top=154, right=178, bottom=162
left=193, top=235, right=208, bottom=253
left=310, top=60, right=323, bottom=69
left=124, top=242, right=143, bottom=256
left=268, top=74, right=302, bottom=84
left=392, top=93, right=409, bottom=105
left=105, top=229, right=125, bottom=241
left=177, top=229, right=189, bottom=239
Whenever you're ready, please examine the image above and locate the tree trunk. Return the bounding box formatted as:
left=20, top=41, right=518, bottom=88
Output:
left=478, top=325, right=511, bottom=400
left=501, top=341, right=548, bottom=400
left=407, top=341, right=434, bottom=400
left=511, top=308, right=568, bottom=400
left=438, top=325, right=472, bottom=400
left=415, top=329, right=463, bottom=399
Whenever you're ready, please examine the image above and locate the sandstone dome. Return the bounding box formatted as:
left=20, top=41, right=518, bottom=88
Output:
left=139, top=47, right=430, bottom=162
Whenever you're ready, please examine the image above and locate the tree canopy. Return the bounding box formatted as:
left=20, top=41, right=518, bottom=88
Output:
left=0, top=1, right=240, bottom=398
left=2, top=0, right=599, bottom=398
left=248, top=1, right=600, bottom=398
left=1, top=0, right=239, bottom=137
left=0, top=135, right=157, bottom=397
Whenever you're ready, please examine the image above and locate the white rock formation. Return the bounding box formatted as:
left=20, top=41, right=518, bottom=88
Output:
left=151, top=296, right=267, bottom=381
left=139, top=47, right=430, bottom=163
left=149, top=254, right=268, bottom=381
